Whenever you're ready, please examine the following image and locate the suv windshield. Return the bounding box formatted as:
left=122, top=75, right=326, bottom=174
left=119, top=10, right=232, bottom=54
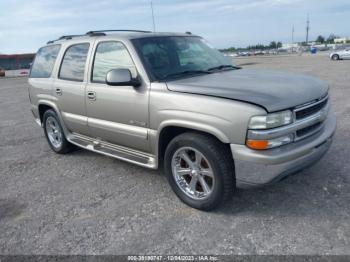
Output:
left=132, top=36, right=237, bottom=81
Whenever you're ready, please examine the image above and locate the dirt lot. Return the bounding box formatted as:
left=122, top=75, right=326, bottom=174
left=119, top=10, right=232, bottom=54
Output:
left=0, top=54, right=349, bottom=255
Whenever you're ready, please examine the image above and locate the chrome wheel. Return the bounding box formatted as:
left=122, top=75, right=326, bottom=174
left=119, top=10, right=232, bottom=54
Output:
left=171, top=147, right=214, bottom=200
left=45, top=116, right=62, bottom=149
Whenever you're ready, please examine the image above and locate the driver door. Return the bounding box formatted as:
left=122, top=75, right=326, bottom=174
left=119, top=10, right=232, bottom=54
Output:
left=85, top=41, right=150, bottom=152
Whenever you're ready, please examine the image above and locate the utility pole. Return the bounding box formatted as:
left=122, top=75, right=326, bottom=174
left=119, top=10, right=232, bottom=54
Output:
left=306, top=14, right=310, bottom=45
left=150, top=1, right=156, bottom=32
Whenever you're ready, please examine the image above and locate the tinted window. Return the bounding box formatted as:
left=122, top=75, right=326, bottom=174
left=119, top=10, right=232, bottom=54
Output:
left=59, top=43, right=89, bottom=81
left=92, top=41, right=136, bottom=83
left=136, top=41, right=171, bottom=80
left=133, top=36, right=233, bottom=81
left=30, top=45, right=61, bottom=78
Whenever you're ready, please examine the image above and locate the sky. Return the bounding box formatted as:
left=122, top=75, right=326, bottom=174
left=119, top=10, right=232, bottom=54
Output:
left=0, top=0, right=350, bottom=54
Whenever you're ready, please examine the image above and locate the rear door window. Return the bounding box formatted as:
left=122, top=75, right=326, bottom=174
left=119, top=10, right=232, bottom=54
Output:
left=59, top=43, right=89, bottom=82
left=30, top=45, right=61, bottom=78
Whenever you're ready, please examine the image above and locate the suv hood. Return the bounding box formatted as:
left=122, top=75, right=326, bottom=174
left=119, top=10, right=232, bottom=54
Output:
left=166, top=69, right=329, bottom=112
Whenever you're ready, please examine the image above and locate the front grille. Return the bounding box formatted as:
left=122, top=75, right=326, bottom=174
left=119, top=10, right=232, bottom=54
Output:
left=295, top=98, right=328, bottom=120
left=292, top=95, right=329, bottom=140
left=296, top=122, right=322, bottom=138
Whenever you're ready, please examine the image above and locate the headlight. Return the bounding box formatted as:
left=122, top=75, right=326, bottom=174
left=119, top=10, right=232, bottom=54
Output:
left=247, top=110, right=294, bottom=150
left=248, top=110, right=293, bottom=129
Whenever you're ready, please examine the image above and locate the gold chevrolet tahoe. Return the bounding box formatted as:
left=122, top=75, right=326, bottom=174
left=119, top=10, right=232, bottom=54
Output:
left=28, top=30, right=336, bottom=210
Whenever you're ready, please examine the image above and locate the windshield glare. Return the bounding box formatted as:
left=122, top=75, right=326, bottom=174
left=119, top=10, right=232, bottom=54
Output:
left=133, top=36, right=234, bottom=81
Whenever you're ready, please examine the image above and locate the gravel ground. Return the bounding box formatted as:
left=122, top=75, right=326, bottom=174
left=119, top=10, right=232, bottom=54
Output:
left=0, top=54, right=349, bottom=255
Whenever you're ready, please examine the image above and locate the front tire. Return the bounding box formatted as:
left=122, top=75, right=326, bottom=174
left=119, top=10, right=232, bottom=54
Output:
left=331, top=54, right=340, bottom=60
left=43, top=109, right=74, bottom=154
left=164, top=132, right=235, bottom=211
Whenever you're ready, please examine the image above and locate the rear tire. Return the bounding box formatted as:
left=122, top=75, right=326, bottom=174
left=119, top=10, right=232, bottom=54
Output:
left=43, top=109, right=74, bottom=154
left=331, top=54, right=340, bottom=60
left=164, top=132, right=235, bottom=211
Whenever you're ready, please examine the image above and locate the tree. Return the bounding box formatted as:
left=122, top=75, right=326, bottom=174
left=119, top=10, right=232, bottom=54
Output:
left=219, top=47, right=236, bottom=53
left=277, top=42, right=283, bottom=48
left=326, top=34, right=339, bottom=44
left=316, top=35, right=325, bottom=44
left=269, top=41, right=277, bottom=49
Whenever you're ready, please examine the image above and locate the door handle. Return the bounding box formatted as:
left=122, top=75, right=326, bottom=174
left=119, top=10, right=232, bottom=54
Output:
left=87, top=91, right=96, bottom=101
left=55, top=88, right=62, bottom=95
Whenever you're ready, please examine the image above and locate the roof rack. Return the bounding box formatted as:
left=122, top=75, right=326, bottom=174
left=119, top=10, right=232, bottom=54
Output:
left=58, top=34, right=85, bottom=40
left=47, top=30, right=151, bottom=44
left=47, top=34, right=86, bottom=44
left=86, top=29, right=152, bottom=35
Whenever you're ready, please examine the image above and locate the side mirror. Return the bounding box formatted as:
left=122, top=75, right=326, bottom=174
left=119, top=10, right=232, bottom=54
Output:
left=106, top=69, right=140, bottom=87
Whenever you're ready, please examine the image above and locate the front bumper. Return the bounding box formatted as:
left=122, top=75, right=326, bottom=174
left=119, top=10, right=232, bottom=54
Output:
left=231, top=113, right=336, bottom=188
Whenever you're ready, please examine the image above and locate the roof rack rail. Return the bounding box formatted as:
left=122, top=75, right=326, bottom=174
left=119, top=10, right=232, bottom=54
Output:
left=46, top=34, right=86, bottom=44
left=86, top=29, right=151, bottom=35
left=46, top=29, right=151, bottom=45
left=58, top=34, right=85, bottom=40
left=86, top=32, right=106, bottom=36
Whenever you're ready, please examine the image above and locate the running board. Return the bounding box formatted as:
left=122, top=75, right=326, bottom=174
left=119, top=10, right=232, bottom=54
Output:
left=67, top=133, right=157, bottom=169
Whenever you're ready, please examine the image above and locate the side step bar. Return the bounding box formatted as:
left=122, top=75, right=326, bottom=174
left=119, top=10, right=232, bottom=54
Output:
left=67, top=133, right=157, bottom=169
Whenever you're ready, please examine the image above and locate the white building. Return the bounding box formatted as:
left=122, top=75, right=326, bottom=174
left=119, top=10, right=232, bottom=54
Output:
left=282, top=43, right=299, bottom=49
left=334, top=37, right=350, bottom=44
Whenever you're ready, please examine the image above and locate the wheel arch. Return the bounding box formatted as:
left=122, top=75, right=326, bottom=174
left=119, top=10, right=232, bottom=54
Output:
left=156, top=121, right=231, bottom=167
left=37, top=100, right=69, bottom=135
left=331, top=53, right=340, bottom=60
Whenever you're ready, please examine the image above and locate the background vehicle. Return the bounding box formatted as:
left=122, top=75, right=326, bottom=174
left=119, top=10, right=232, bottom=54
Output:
left=28, top=30, right=336, bottom=210
left=330, top=48, right=350, bottom=60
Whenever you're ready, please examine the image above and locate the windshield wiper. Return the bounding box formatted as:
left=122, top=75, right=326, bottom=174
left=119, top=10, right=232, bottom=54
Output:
left=163, top=70, right=212, bottom=79
left=207, top=65, right=241, bottom=71
left=162, top=66, right=239, bottom=80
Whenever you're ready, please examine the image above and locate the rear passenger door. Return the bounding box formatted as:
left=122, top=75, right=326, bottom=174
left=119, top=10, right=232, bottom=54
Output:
left=85, top=41, right=150, bottom=152
left=54, top=43, right=91, bottom=136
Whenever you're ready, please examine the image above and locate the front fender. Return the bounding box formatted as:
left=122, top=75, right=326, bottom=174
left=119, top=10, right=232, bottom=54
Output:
left=158, top=118, right=231, bottom=143
left=148, top=110, right=235, bottom=163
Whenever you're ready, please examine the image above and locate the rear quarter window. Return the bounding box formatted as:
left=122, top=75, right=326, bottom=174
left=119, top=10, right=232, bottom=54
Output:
left=30, top=45, right=61, bottom=78
left=59, top=43, right=89, bottom=82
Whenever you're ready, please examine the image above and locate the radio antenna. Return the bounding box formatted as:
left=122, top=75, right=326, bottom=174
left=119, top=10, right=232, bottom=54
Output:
left=150, top=1, right=156, bottom=32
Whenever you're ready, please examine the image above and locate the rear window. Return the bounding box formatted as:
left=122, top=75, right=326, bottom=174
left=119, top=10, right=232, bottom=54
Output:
left=59, top=43, right=89, bottom=82
left=30, top=45, right=61, bottom=78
